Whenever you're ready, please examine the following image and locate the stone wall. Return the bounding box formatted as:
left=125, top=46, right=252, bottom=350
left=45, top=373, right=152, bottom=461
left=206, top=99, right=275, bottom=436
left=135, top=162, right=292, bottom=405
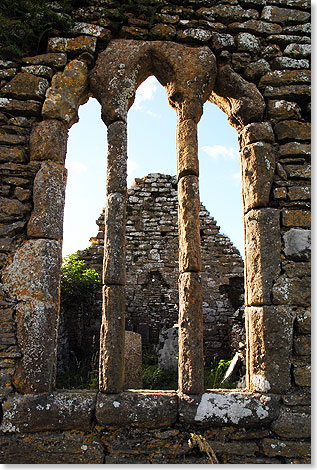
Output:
left=0, top=0, right=311, bottom=464
left=74, top=173, right=244, bottom=366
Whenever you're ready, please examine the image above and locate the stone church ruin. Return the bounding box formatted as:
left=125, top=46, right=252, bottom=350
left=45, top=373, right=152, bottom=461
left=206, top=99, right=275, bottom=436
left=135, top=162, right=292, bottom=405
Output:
left=0, top=0, right=311, bottom=464
left=58, top=173, right=245, bottom=379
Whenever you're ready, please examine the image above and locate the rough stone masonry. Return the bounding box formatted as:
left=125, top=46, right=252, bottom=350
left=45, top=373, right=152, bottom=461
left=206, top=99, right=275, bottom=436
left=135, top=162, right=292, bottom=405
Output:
left=0, top=0, right=311, bottom=464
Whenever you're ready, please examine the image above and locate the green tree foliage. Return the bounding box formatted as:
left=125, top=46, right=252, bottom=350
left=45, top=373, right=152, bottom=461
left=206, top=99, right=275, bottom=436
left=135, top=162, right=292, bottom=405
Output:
left=60, top=253, right=101, bottom=309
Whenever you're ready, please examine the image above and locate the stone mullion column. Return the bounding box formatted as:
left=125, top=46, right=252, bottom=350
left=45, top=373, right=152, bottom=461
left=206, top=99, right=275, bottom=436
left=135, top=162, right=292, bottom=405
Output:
left=176, top=112, right=204, bottom=395
left=99, top=119, right=127, bottom=393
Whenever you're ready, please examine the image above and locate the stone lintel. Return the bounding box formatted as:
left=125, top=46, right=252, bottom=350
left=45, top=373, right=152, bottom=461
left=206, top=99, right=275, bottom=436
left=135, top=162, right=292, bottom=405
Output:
left=96, top=391, right=178, bottom=428
left=178, top=391, right=280, bottom=427
left=0, top=391, right=97, bottom=433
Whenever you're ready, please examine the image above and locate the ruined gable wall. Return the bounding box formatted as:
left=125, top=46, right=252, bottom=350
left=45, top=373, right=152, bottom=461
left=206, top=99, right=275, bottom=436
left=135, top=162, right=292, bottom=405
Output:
left=76, top=173, right=244, bottom=365
left=0, top=0, right=311, bottom=464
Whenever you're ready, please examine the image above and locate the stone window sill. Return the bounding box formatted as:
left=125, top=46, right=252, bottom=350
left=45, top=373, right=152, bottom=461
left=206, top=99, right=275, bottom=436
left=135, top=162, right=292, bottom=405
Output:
left=0, top=390, right=280, bottom=433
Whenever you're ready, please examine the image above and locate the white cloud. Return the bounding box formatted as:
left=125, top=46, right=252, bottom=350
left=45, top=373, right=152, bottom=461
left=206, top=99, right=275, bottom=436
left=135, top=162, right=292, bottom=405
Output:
left=132, top=76, right=158, bottom=111
left=232, top=171, right=241, bottom=180
left=146, top=109, right=161, bottom=119
left=66, top=161, right=88, bottom=173
left=202, top=145, right=238, bottom=161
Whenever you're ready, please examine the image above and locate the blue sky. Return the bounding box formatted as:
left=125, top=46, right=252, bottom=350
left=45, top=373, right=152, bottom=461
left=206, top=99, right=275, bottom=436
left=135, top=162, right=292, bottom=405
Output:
left=63, top=76, right=243, bottom=257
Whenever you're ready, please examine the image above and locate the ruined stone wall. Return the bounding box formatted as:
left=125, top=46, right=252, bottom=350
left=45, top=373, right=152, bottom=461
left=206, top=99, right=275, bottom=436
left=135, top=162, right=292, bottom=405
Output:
left=0, top=0, right=311, bottom=464
left=76, top=173, right=244, bottom=365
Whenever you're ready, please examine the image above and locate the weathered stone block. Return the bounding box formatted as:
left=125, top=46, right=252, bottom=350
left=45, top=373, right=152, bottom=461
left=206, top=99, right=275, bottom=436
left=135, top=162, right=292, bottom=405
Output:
left=30, top=119, right=68, bottom=162
left=71, top=22, right=111, bottom=38
left=284, top=164, right=310, bottom=179
left=27, top=162, right=67, bottom=240
left=261, top=6, right=310, bottom=24
left=0, top=431, right=104, bottom=464
left=246, top=305, right=294, bottom=393
left=285, top=43, right=311, bottom=58
left=0, top=196, right=31, bottom=222
left=294, top=334, right=310, bottom=356
left=177, top=28, right=212, bottom=43
left=206, top=4, right=258, bottom=22
left=267, top=100, right=302, bottom=121
left=282, top=209, right=310, bottom=228
left=21, top=65, right=54, bottom=79
left=279, top=142, right=310, bottom=158
left=282, top=388, right=311, bottom=406
left=150, top=23, right=176, bottom=40
left=2, top=239, right=62, bottom=303
left=261, top=438, right=310, bottom=458
left=106, top=121, right=127, bottom=194
left=271, top=408, right=310, bottom=438
left=96, top=391, right=177, bottom=428
left=1, top=73, right=49, bottom=101
left=0, top=98, right=42, bottom=116
left=259, top=70, right=310, bottom=87
left=293, top=364, right=311, bottom=386
left=103, top=192, right=126, bottom=285
left=13, top=188, right=31, bottom=202
left=0, top=391, right=97, bottom=432
left=295, top=309, right=311, bottom=334
left=240, top=142, right=276, bottom=212
left=23, top=53, right=67, bottom=68
left=245, top=59, right=271, bottom=82
left=42, top=60, right=88, bottom=127
left=178, top=272, right=203, bottom=394
left=275, top=120, right=311, bottom=142
left=47, top=36, right=97, bottom=54
left=211, top=33, right=235, bottom=51
left=124, top=331, right=142, bottom=389
left=239, top=122, right=274, bottom=147
left=0, top=130, right=27, bottom=146
left=178, top=175, right=201, bottom=273
left=283, top=228, right=311, bottom=260
left=244, top=209, right=280, bottom=306
left=176, top=118, right=198, bottom=178
left=272, top=274, right=310, bottom=306
left=100, top=285, right=125, bottom=393
left=236, top=32, right=260, bottom=52
left=12, top=300, right=59, bottom=393
left=263, top=85, right=310, bottom=101
left=229, top=19, right=282, bottom=35
left=272, top=56, right=309, bottom=70
left=179, top=391, right=280, bottom=426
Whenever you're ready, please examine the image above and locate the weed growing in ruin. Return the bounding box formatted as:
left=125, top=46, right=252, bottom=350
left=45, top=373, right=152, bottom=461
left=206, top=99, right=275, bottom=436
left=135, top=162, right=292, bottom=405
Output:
left=204, top=359, right=237, bottom=389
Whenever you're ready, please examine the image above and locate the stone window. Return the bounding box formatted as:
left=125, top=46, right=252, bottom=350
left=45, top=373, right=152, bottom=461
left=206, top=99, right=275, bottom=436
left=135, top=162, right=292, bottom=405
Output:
left=2, top=39, right=293, bottom=399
